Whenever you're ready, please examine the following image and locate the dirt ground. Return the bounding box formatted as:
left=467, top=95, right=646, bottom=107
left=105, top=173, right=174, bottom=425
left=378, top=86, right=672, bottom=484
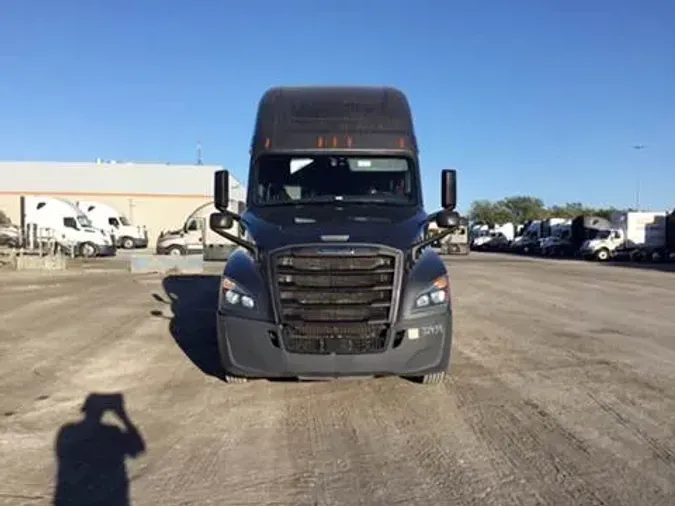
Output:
left=0, top=252, right=674, bottom=506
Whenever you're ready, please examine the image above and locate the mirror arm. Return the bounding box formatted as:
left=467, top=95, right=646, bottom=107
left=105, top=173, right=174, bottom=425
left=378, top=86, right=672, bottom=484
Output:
left=425, top=210, right=441, bottom=224
left=221, top=209, right=242, bottom=223
left=211, top=228, right=257, bottom=255
left=411, top=228, right=454, bottom=259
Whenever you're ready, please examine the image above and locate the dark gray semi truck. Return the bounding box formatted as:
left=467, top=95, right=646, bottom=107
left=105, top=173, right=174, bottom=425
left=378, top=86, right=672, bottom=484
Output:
left=209, top=86, right=460, bottom=384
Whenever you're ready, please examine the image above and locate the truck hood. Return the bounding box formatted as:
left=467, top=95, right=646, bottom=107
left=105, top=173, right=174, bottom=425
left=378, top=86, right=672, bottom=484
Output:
left=0, top=225, right=19, bottom=238
left=243, top=205, right=428, bottom=251
left=159, top=228, right=183, bottom=239
left=582, top=239, right=602, bottom=249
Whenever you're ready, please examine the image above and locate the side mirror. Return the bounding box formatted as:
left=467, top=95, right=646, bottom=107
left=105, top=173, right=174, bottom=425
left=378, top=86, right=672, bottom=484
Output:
left=214, top=170, right=230, bottom=211
left=210, top=212, right=233, bottom=231
left=436, top=210, right=460, bottom=229
left=441, top=169, right=457, bottom=210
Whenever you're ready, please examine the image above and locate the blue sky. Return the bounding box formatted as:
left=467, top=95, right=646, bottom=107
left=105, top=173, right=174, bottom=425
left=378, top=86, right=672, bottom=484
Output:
left=1, top=0, right=673, bottom=214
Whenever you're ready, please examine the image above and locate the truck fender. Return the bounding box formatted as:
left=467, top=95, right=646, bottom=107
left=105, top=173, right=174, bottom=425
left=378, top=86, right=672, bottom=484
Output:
left=398, top=249, right=449, bottom=320
left=221, top=249, right=275, bottom=320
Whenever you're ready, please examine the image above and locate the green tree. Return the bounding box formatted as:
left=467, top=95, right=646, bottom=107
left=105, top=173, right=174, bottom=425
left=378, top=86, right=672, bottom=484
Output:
left=499, top=196, right=546, bottom=222
left=467, top=196, right=632, bottom=224
left=593, top=207, right=620, bottom=220
left=468, top=200, right=511, bottom=225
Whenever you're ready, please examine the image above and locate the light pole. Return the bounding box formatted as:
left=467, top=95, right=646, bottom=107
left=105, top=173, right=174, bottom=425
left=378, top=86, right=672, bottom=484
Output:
left=632, top=144, right=645, bottom=211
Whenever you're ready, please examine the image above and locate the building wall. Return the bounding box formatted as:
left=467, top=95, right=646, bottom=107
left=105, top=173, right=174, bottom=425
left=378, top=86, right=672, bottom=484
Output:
left=0, top=161, right=246, bottom=249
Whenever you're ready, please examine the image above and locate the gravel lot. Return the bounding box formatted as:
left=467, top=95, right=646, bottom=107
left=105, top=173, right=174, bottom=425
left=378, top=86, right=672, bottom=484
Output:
left=1, top=252, right=674, bottom=505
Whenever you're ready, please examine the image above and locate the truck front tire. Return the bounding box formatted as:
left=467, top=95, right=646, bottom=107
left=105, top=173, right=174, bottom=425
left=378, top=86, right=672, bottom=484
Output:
left=121, top=236, right=135, bottom=249
left=223, top=374, right=248, bottom=384
left=595, top=248, right=610, bottom=261
left=167, top=245, right=185, bottom=256
left=79, top=242, right=98, bottom=258
left=408, top=371, right=446, bottom=385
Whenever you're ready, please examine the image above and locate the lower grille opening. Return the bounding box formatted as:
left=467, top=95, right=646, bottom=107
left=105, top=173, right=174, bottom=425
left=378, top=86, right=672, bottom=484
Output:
left=392, top=330, right=405, bottom=349
left=268, top=331, right=280, bottom=348
left=282, top=323, right=389, bottom=355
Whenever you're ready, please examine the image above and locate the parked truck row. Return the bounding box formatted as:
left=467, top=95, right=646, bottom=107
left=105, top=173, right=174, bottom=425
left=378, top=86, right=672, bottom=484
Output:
left=1, top=194, right=247, bottom=261
left=3, top=196, right=148, bottom=257
left=471, top=210, right=675, bottom=263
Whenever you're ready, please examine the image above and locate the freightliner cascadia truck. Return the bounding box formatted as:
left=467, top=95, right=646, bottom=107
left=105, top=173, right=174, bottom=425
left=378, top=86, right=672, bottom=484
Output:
left=208, top=86, right=460, bottom=384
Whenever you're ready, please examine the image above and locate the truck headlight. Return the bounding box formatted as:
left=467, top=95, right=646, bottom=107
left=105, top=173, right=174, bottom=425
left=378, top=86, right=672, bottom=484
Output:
left=414, top=275, right=450, bottom=309
left=221, top=277, right=256, bottom=309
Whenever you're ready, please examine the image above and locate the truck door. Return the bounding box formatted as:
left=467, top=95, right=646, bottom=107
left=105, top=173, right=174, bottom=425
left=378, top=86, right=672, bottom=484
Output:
left=184, top=217, right=204, bottom=252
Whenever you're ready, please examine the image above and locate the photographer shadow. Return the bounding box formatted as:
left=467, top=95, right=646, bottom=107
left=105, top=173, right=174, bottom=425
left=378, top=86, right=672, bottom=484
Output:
left=53, top=393, right=145, bottom=506
left=151, top=274, right=225, bottom=380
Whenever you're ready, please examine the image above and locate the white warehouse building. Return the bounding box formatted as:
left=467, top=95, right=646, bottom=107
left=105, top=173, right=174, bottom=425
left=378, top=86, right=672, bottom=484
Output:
left=0, top=160, right=246, bottom=249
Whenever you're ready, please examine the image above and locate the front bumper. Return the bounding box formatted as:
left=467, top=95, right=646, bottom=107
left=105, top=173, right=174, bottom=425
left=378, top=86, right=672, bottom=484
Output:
left=132, top=238, right=149, bottom=248
left=98, top=244, right=117, bottom=257
left=216, top=311, right=453, bottom=378
left=579, top=247, right=596, bottom=259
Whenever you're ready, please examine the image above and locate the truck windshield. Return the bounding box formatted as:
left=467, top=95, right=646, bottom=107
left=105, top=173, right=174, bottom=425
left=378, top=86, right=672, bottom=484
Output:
left=119, top=216, right=131, bottom=226
left=253, top=154, right=418, bottom=206
left=77, top=215, right=92, bottom=228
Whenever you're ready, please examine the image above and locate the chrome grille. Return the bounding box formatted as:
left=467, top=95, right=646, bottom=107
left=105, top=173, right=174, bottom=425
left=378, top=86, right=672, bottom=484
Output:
left=271, top=246, right=399, bottom=354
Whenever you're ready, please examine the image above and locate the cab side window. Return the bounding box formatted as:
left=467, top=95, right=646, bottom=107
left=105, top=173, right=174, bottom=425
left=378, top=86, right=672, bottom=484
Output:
left=109, top=218, right=120, bottom=227
left=187, top=220, right=199, bottom=232
left=63, top=217, right=78, bottom=229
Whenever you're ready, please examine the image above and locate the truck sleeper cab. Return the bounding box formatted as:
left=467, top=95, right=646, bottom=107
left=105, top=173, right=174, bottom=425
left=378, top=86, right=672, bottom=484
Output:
left=22, top=196, right=116, bottom=257
left=76, top=200, right=148, bottom=249
left=210, top=86, right=460, bottom=384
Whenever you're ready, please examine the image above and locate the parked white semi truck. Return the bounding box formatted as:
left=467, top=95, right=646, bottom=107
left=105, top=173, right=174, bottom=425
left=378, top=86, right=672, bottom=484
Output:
left=21, top=196, right=115, bottom=257
left=579, top=211, right=666, bottom=261
left=76, top=200, right=148, bottom=249
left=155, top=200, right=243, bottom=260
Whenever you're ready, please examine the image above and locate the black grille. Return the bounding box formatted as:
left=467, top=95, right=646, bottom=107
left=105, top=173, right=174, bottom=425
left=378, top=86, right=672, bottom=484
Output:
left=271, top=247, right=399, bottom=354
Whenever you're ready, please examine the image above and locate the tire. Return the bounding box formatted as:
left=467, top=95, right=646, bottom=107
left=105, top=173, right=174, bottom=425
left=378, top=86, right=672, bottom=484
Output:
left=79, top=242, right=98, bottom=258
left=223, top=374, right=248, bottom=384
left=595, top=248, right=610, bottom=261
left=167, top=245, right=185, bottom=256
left=121, top=236, right=135, bottom=249
left=409, top=371, right=446, bottom=385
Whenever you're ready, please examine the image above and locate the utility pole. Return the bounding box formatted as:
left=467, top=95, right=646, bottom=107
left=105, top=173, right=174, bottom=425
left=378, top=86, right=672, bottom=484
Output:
left=632, top=144, right=645, bottom=210
left=196, top=141, right=203, bottom=165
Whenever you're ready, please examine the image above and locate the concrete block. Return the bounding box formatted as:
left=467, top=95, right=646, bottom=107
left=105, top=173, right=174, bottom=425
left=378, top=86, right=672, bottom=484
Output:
left=15, top=254, right=68, bottom=271
left=129, top=254, right=204, bottom=274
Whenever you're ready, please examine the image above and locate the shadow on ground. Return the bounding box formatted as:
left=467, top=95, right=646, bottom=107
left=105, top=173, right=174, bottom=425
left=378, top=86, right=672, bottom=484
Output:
left=53, top=392, right=145, bottom=506
left=151, top=274, right=226, bottom=380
